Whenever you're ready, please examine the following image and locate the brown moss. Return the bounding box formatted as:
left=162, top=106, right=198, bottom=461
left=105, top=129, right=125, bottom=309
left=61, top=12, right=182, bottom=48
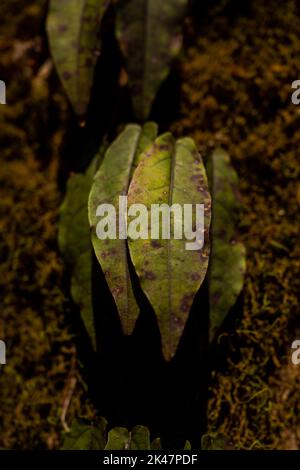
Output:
left=173, top=0, right=300, bottom=449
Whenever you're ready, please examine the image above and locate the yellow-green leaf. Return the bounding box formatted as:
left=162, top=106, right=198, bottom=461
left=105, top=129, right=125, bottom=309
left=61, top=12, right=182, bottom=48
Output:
left=127, top=133, right=211, bottom=360
left=88, top=123, right=158, bottom=335
left=105, top=427, right=130, bottom=450
left=62, top=418, right=107, bottom=450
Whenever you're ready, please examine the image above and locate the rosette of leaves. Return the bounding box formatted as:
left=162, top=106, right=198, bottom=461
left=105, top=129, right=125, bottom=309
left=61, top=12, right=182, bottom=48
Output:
left=60, top=128, right=245, bottom=362
left=88, top=127, right=211, bottom=360
left=62, top=419, right=191, bottom=450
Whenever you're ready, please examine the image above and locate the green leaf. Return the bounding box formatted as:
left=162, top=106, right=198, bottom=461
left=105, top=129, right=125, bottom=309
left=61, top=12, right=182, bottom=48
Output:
left=88, top=123, right=158, bottom=335
left=58, top=154, right=102, bottom=350
left=62, top=418, right=107, bottom=450
left=105, top=425, right=150, bottom=450
left=184, top=440, right=191, bottom=450
left=105, top=427, right=130, bottom=450
left=115, top=0, right=188, bottom=120
left=130, top=425, right=151, bottom=450
left=127, top=133, right=211, bottom=360
left=131, top=122, right=158, bottom=173
left=206, top=148, right=246, bottom=343
left=47, top=0, right=110, bottom=116
left=63, top=420, right=151, bottom=450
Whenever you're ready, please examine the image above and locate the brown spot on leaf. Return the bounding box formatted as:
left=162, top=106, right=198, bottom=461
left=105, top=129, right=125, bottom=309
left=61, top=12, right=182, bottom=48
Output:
left=180, top=293, right=194, bottom=312
left=151, top=240, right=161, bottom=249
left=191, top=272, right=201, bottom=281
left=62, top=71, right=71, bottom=80
left=144, top=271, right=156, bottom=280
left=58, top=25, right=68, bottom=33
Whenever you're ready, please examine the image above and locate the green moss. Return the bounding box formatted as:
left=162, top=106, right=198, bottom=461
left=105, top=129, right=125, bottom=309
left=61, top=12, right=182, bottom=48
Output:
left=1, top=0, right=300, bottom=451
left=0, top=1, right=95, bottom=449
left=173, top=0, right=300, bottom=450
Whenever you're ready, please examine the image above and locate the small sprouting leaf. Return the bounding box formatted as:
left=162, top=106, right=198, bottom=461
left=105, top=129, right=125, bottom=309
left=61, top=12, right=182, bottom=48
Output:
left=105, top=427, right=130, bottom=450
left=130, top=425, right=151, bottom=450
left=88, top=123, right=158, bottom=335
left=58, top=154, right=101, bottom=350
left=206, top=148, right=246, bottom=342
left=127, top=133, right=211, bottom=360
left=150, top=437, right=190, bottom=450
left=184, top=440, right=191, bottom=450
left=47, top=0, right=110, bottom=116
left=151, top=437, right=162, bottom=450
left=62, top=418, right=107, bottom=450
left=115, top=0, right=188, bottom=120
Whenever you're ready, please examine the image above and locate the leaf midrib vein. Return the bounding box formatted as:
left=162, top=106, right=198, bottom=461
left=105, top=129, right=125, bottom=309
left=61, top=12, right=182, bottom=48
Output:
left=167, top=141, right=175, bottom=346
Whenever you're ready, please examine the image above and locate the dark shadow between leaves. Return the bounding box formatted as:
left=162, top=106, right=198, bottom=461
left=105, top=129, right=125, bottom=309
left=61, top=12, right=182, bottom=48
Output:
left=84, top=244, right=211, bottom=449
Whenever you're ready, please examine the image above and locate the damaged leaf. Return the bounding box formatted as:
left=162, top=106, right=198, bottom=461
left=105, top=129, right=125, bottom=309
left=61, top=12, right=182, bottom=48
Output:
left=206, top=148, right=246, bottom=343
left=88, top=123, right=158, bottom=335
left=127, top=133, right=211, bottom=360
left=115, top=0, right=188, bottom=120
left=47, top=0, right=110, bottom=116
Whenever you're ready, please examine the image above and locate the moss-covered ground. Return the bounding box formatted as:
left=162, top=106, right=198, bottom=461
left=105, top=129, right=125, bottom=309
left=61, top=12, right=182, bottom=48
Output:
left=0, top=1, right=95, bottom=449
left=0, top=0, right=299, bottom=450
left=173, top=0, right=300, bottom=449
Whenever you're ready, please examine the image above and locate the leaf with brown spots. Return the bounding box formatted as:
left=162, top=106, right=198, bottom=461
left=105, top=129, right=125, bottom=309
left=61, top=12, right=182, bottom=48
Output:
left=47, top=0, right=110, bottom=116
left=88, top=123, right=158, bottom=335
left=127, top=133, right=211, bottom=360
left=115, top=0, right=188, bottom=121
left=206, top=148, right=246, bottom=342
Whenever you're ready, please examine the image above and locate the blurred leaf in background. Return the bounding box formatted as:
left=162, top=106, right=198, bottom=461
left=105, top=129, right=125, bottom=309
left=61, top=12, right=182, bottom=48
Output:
left=206, top=148, right=246, bottom=343
left=115, top=0, right=188, bottom=121
left=47, top=0, right=110, bottom=116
